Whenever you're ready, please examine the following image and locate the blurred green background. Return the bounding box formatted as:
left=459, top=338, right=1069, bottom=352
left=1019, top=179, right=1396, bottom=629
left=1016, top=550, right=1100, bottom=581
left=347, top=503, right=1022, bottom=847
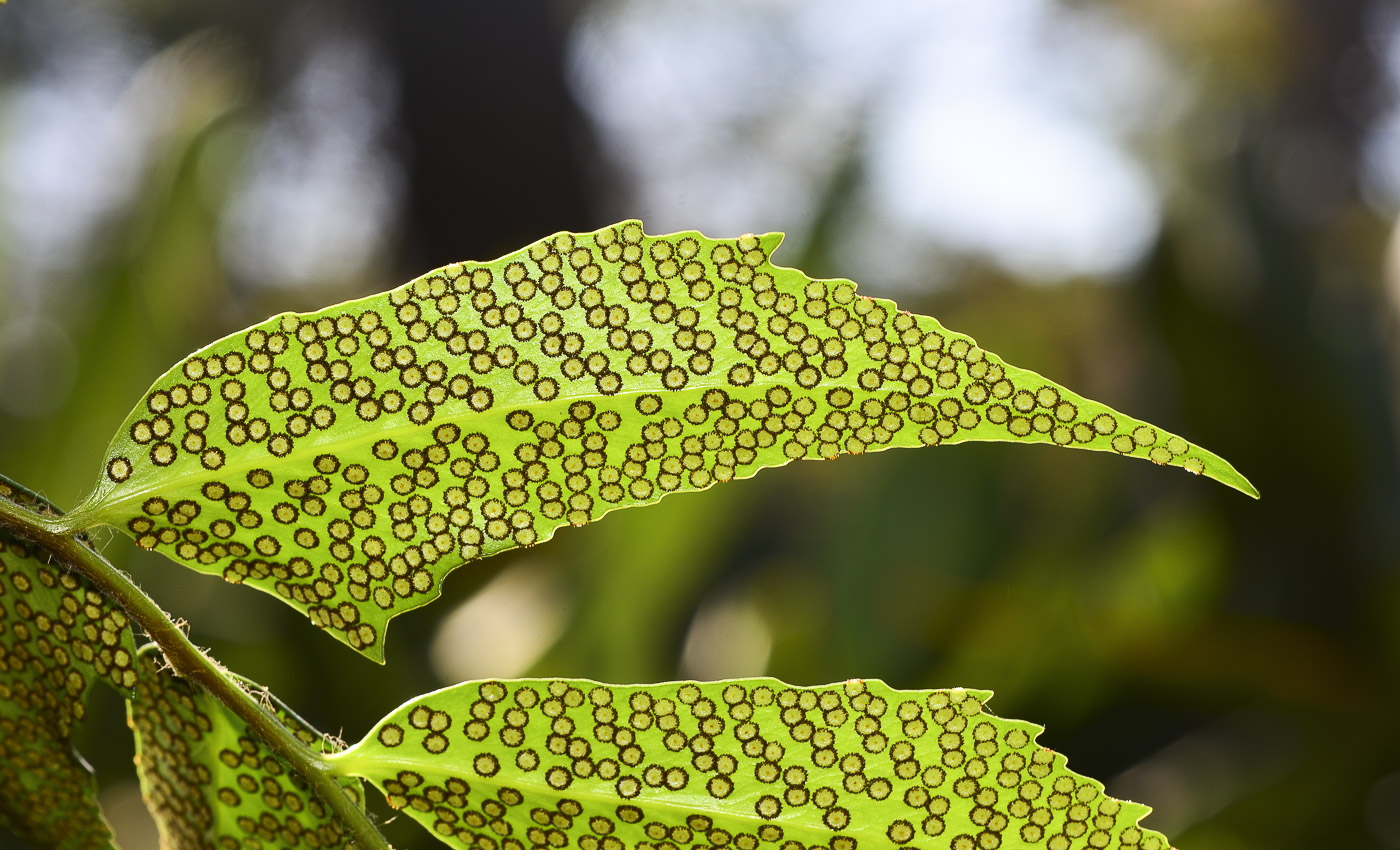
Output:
left=2, top=1, right=1398, bottom=848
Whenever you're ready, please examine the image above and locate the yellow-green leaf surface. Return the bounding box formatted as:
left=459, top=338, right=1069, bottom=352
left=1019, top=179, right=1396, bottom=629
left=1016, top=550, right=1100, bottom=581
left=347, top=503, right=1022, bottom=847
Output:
left=64, top=221, right=1255, bottom=659
left=127, top=644, right=364, bottom=850
left=329, top=677, right=1173, bottom=850
left=0, top=475, right=137, bottom=850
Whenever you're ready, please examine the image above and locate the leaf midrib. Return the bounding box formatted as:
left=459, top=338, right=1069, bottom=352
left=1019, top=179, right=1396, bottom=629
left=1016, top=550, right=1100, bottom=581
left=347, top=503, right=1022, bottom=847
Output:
left=67, top=360, right=819, bottom=533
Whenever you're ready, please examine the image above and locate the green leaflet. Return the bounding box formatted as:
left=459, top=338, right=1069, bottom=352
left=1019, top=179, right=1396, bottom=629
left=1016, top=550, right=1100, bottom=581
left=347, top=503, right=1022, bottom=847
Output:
left=0, top=475, right=137, bottom=850
left=127, top=644, right=364, bottom=849
left=328, top=677, right=1173, bottom=850
left=64, top=221, right=1256, bottom=660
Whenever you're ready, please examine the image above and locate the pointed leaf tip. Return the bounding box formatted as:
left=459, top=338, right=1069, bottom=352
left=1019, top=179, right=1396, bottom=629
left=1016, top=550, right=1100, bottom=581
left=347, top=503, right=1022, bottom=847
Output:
left=76, top=220, right=1253, bottom=657
left=1202, top=454, right=1259, bottom=499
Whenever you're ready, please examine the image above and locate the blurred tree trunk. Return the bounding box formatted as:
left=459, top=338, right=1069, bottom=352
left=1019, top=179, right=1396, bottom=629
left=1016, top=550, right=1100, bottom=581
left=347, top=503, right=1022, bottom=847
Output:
left=358, top=0, right=601, bottom=273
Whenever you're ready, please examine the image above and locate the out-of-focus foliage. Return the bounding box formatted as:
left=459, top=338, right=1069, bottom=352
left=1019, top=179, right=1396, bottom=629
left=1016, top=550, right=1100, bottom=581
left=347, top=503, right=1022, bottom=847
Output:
left=1, top=1, right=1398, bottom=849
